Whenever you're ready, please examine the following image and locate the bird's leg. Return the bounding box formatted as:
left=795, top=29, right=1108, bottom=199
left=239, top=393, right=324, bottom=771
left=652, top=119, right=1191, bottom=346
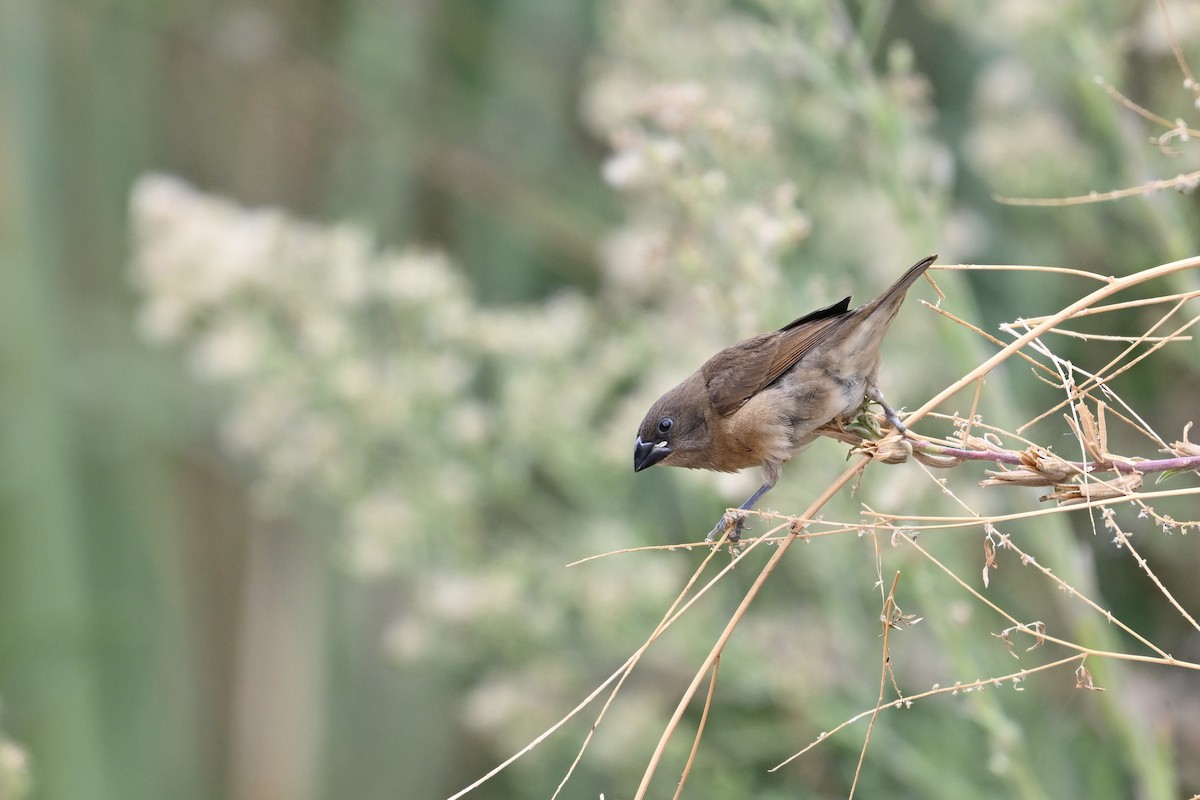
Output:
left=866, top=385, right=908, bottom=434
left=706, top=480, right=775, bottom=543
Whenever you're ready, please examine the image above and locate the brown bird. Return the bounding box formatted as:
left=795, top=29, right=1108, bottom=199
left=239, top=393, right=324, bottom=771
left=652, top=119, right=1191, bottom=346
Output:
left=633, top=254, right=936, bottom=540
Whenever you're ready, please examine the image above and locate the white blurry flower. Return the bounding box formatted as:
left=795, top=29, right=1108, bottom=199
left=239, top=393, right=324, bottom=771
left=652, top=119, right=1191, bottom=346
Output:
left=985, top=0, right=1068, bottom=35
left=331, top=359, right=375, bottom=404
left=298, top=310, right=351, bottom=359
left=345, top=490, right=412, bottom=575
left=448, top=402, right=490, bottom=447
left=417, top=352, right=472, bottom=395
left=425, top=570, right=521, bottom=624
left=966, top=58, right=1089, bottom=195
left=135, top=296, right=190, bottom=344
left=700, top=169, right=729, bottom=195
left=602, top=136, right=685, bottom=190
left=383, top=615, right=432, bottom=663
left=428, top=462, right=477, bottom=509
left=323, top=225, right=374, bottom=304
left=187, top=317, right=268, bottom=380
left=602, top=148, right=649, bottom=189
left=473, top=293, right=589, bottom=360
left=973, top=59, right=1038, bottom=114
left=212, top=6, right=283, bottom=64
left=641, top=81, right=708, bottom=131
left=460, top=675, right=527, bottom=737
left=735, top=195, right=810, bottom=254
left=712, top=469, right=760, bottom=503
left=539, top=293, right=590, bottom=353
left=219, top=384, right=305, bottom=456
left=131, top=174, right=279, bottom=333
left=377, top=250, right=464, bottom=304
left=602, top=226, right=670, bottom=301
left=261, top=411, right=341, bottom=488
left=1133, top=0, right=1200, bottom=56
left=0, top=739, right=31, bottom=800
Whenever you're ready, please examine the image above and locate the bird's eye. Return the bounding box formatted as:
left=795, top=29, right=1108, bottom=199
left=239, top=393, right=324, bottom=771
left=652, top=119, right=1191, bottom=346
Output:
left=657, top=417, right=673, bottom=435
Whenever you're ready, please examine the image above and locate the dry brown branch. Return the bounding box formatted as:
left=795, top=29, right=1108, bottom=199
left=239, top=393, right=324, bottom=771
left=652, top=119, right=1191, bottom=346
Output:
left=909, top=255, right=1200, bottom=427
left=455, top=261, right=1200, bottom=800
left=771, top=654, right=1087, bottom=771
left=453, top=519, right=767, bottom=800
left=993, top=3, right=1200, bottom=208
left=633, top=458, right=870, bottom=799
left=671, top=655, right=720, bottom=800
left=848, top=572, right=904, bottom=799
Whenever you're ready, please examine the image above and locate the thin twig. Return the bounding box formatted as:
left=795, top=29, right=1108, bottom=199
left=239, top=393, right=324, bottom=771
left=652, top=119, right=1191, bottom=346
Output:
left=551, top=525, right=778, bottom=799
left=634, top=457, right=871, bottom=799
left=911, top=441, right=1200, bottom=476
left=1109, top=525, right=1200, bottom=634
left=671, top=655, right=721, bottom=800
left=867, top=486, right=1200, bottom=530
left=849, top=572, right=902, bottom=799
left=993, top=171, right=1200, bottom=207
left=907, top=256, right=1200, bottom=429
left=1153, top=0, right=1197, bottom=88
left=772, top=655, right=1089, bottom=771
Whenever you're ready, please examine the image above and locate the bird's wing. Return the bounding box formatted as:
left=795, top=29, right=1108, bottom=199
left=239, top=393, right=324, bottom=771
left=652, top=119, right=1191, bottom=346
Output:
left=703, top=297, right=852, bottom=417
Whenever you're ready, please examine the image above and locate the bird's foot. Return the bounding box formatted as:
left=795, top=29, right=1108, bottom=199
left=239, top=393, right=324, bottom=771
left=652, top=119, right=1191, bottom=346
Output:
left=865, top=387, right=909, bottom=435
left=706, top=511, right=747, bottom=544
left=843, top=405, right=884, bottom=441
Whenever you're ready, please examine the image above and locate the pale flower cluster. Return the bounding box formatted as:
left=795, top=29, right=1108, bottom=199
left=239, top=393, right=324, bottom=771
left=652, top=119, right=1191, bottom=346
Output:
left=586, top=63, right=810, bottom=344
left=129, top=174, right=639, bottom=579
left=0, top=737, right=30, bottom=800
left=130, top=0, right=962, bottom=777
left=963, top=58, right=1096, bottom=198
left=581, top=0, right=956, bottom=509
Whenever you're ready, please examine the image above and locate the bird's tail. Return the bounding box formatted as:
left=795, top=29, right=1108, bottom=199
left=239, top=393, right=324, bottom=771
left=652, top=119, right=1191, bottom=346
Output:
left=871, top=254, right=937, bottom=313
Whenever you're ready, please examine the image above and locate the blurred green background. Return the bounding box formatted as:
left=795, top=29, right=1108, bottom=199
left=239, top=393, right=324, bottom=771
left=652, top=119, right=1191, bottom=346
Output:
left=2, top=1, right=1199, bottom=798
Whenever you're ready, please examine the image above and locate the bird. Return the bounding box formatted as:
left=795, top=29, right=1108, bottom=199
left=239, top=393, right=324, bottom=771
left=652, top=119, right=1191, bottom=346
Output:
left=633, top=254, right=937, bottom=541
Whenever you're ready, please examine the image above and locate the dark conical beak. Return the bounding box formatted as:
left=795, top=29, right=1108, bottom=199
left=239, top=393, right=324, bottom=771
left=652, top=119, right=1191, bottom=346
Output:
left=634, top=436, right=672, bottom=472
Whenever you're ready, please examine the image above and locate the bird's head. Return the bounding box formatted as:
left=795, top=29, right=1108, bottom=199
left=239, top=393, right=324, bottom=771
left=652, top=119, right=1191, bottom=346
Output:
left=633, top=375, right=711, bottom=472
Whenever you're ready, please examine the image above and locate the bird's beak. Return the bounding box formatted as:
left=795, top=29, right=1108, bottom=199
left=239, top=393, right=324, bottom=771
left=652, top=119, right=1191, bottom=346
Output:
left=634, top=436, right=672, bottom=472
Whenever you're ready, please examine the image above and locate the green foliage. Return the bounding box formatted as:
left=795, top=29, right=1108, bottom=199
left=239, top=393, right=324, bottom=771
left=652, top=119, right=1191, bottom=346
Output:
left=3, top=0, right=1199, bottom=799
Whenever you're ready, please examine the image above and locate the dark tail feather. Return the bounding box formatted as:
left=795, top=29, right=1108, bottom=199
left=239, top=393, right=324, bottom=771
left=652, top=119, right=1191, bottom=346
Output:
left=871, top=254, right=937, bottom=312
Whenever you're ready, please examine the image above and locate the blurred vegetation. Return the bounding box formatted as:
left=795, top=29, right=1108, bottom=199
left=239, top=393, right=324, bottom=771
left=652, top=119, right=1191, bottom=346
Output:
left=1, top=0, right=1199, bottom=799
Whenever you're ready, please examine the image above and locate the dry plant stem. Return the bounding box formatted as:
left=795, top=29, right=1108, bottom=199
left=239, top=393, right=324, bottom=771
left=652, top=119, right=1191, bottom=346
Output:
left=992, top=4, right=1200, bottom=208
left=906, top=255, right=1200, bottom=429
left=869, top=486, right=1200, bottom=530
left=849, top=573, right=901, bottom=800
left=1152, top=0, right=1197, bottom=87
left=961, top=374, right=984, bottom=449
left=446, top=654, right=644, bottom=800
left=992, top=172, right=1200, bottom=206
left=920, top=292, right=1198, bottom=458
left=1014, top=303, right=1200, bottom=433
left=771, top=654, right=1088, bottom=771
left=1040, top=331, right=1188, bottom=343
left=913, top=441, right=1200, bottom=476
left=550, top=529, right=779, bottom=800
left=671, top=655, right=720, bottom=800
left=451, top=526, right=771, bottom=800
left=935, top=263, right=1114, bottom=281
left=1094, top=75, right=1180, bottom=131
left=566, top=538, right=741, bottom=567
left=1023, top=289, right=1200, bottom=322
left=1044, top=299, right=1198, bottom=395
left=875, top=497, right=1200, bottom=658
left=897, top=532, right=1200, bottom=668
left=633, top=457, right=871, bottom=800
left=1109, top=525, right=1200, bottom=633
left=923, top=301, right=1059, bottom=380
